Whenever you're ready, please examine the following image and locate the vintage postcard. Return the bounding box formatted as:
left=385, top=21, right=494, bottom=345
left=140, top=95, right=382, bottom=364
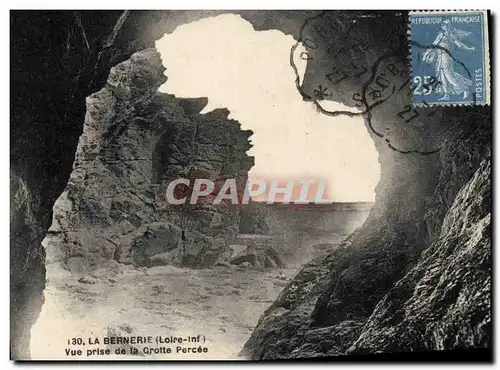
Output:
left=10, top=10, right=492, bottom=361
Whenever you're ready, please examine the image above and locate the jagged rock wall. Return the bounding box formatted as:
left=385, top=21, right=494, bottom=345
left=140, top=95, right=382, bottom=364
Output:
left=10, top=170, right=46, bottom=359
left=349, top=159, right=491, bottom=353
left=241, top=148, right=491, bottom=359
left=43, top=49, right=253, bottom=273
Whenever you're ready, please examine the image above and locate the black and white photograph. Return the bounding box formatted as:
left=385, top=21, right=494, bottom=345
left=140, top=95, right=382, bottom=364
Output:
left=7, top=7, right=493, bottom=362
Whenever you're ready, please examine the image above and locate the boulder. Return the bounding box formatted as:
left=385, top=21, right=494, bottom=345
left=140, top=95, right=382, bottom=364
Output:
left=231, top=245, right=284, bottom=269
left=42, top=49, right=254, bottom=272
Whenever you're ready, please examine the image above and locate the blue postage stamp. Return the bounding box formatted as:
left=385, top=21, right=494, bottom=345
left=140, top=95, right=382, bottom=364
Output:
left=409, top=10, right=490, bottom=106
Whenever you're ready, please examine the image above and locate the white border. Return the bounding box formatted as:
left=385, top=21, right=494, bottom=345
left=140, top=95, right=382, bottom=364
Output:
left=1, top=0, right=498, bottom=9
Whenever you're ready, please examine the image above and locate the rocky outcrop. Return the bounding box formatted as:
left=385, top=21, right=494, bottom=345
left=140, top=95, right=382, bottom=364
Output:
left=349, top=159, right=491, bottom=353
left=11, top=12, right=148, bottom=357
left=230, top=245, right=284, bottom=269
left=240, top=233, right=361, bottom=359
left=42, top=49, right=253, bottom=273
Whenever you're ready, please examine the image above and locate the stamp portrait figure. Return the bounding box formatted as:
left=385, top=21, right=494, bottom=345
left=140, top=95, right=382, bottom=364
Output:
left=422, top=19, right=475, bottom=101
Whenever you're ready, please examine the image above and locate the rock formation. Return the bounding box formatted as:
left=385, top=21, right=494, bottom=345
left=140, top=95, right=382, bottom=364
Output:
left=43, top=49, right=253, bottom=273
left=241, top=156, right=491, bottom=359
left=237, top=11, right=491, bottom=360
left=349, top=159, right=491, bottom=353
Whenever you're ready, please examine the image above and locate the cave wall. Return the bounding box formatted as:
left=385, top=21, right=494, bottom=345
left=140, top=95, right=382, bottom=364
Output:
left=350, top=158, right=491, bottom=353
left=10, top=10, right=491, bottom=359
left=10, top=11, right=151, bottom=358
left=241, top=150, right=491, bottom=359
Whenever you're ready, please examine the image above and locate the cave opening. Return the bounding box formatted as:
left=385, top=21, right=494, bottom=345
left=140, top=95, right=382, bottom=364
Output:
left=155, top=14, right=381, bottom=266
left=155, top=14, right=381, bottom=205
left=29, top=13, right=382, bottom=359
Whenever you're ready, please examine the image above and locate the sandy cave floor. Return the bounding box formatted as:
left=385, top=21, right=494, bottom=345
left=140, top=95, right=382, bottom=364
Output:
left=30, top=263, right=299, bottom=360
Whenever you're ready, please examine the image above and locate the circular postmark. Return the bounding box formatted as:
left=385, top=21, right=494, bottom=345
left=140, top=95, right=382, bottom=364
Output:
left=290, top=11, right=446, bottom=155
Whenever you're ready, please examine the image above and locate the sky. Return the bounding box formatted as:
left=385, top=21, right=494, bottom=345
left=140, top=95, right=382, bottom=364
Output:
left=155, top=14, right=380, bottom=202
